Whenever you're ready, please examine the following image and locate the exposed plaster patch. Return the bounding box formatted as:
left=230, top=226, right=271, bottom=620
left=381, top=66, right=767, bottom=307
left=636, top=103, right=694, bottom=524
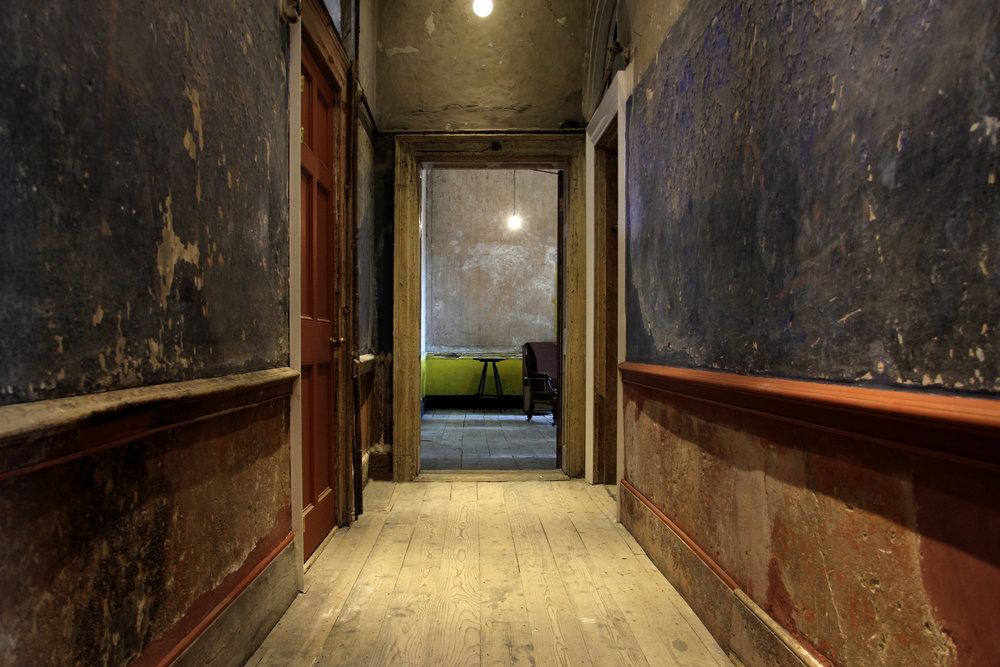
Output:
left=183, top=129, right=197, bottom=159
left=155, top=194, right=201, bottom=308
left=183, top=87, right=204, bottom=151
left=92, top=305, right=104, bottom=326
left=183, top=87, right=204, bottom=200
left=425, top=13, right=435, bottom=37
left=970, top=115, right=1000, bottom=146
left=147, top=339, right=164, bottom=370
left=385, top=46, right=419, bottom=57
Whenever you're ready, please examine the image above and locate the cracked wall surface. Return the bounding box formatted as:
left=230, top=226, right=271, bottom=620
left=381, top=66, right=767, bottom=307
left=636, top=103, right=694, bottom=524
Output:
left=376, top=0, right=587, bottom=130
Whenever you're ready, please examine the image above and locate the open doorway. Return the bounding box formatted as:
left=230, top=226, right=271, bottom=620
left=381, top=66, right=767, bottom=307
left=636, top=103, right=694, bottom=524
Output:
left=392, top=134, right=586, bottom=482
left=419, top=168, right=559, bottom=471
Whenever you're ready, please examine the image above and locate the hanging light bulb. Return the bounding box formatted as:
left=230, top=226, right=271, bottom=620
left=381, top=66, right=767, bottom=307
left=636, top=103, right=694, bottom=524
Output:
left=472, top=0, right=493, bottom=18
left=507, top=169, right=521, bottom=230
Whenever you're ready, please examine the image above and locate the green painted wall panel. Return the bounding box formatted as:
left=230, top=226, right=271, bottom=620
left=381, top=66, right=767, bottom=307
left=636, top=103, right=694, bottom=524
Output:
left=422, top=357, right=523, bottom=396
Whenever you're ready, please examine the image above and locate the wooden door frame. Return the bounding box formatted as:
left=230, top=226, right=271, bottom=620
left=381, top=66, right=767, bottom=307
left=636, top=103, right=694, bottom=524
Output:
left=584, top=66, right=633, bottom=493
left=392, top=133, right=587, bottom=481
left=289, top=0, right=356, bottom=577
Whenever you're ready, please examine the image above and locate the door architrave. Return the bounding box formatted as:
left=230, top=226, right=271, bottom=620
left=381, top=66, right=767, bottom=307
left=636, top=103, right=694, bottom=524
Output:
left=392, top=133, right=587, bottom=481
left=293, top=0, right=356, bottom=566
left=584, top=66, right=633, bottom=499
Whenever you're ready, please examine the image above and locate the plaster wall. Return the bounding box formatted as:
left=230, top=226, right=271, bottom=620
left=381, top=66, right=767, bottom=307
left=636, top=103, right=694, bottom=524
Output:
left=618, top=1, right=1000, bottom=664
left=359, top=0, right=378, bottom=113
left=425, top=169, right=557, bottom=355
left=622, top=0, right=690, bottom=85
left=0, top=2, right=296, bottom=663
left=375, top=0, right=587, bottom=130
left=623, top=382, right=1000, bottom=667
left=625, top=0, right=999, bottom=392
left=0, top=2, right=290, bottom=406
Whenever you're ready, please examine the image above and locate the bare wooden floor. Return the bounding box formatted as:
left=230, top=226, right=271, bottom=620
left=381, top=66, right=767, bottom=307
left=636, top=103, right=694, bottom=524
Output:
left=249, top=480, right=732, bottom=666
left=421, top=409, right=557, bottom=471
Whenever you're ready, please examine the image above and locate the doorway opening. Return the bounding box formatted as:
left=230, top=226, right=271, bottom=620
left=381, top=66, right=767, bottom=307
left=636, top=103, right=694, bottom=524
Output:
left=419, top=167, right=560, bottom=471
left=392, top=134, right=586, bottom=482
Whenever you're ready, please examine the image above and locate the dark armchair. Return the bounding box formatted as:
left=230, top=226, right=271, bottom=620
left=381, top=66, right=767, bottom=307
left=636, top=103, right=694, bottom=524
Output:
left=522, top=341, right=558, bottom=422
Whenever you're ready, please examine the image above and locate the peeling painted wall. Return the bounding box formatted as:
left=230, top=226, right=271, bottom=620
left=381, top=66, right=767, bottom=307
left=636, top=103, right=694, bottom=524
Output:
left=625, top=0, right=1000, bottom=394
left=0, top=2, right=290, bottom=406
left=0, top=2, right=296, bottom=663
left=623, top=384, right=1000, bottom=666
left=0, top=396, right=292, bottom=665
left=376, top=0, right=587, bottom=131
left=619, top=2, right=1000, bottom=664
left=424, top=169, right=558, bottom=354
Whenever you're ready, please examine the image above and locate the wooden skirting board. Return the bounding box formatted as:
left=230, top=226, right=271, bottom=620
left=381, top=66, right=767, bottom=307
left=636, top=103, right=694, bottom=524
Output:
left=173, top=538, right=298, bottom=667
left=620, top=480, right=829, bottom=667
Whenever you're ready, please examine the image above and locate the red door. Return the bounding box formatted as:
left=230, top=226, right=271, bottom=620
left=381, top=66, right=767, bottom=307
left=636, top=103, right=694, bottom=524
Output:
left=300, top=40, right=351, bottom=559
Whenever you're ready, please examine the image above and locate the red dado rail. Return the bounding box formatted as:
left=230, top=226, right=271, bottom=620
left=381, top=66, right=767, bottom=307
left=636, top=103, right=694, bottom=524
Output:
left=619, top=362, right=1000, bottom=470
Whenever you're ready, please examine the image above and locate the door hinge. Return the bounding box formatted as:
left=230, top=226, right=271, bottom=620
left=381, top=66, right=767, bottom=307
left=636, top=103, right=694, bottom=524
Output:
left=300, top=126, right=304, bottom=144
left=300, top=74, right=305, bottom=93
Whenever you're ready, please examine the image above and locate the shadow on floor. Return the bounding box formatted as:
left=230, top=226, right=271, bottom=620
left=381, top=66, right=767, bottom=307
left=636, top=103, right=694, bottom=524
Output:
left=420, top=408, right=557, bottom=471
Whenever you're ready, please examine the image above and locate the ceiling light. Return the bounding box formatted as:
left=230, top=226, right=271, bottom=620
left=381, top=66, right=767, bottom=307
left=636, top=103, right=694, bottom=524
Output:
left=507, top=214, right=523, bottom=231
left=472, top=0, right=493, bottom=18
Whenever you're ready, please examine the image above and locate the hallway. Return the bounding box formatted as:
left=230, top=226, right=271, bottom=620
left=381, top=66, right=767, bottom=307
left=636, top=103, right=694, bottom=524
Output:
left=249, top=480, right=731, bottom=666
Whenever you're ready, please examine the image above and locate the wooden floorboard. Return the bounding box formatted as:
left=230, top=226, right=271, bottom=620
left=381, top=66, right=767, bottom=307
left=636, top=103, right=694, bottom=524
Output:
left=250, top=480, right=733, bottom=667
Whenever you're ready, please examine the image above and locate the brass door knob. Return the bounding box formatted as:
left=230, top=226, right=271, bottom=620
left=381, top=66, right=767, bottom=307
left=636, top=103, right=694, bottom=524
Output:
left=330, top=336, right=345, bottom=346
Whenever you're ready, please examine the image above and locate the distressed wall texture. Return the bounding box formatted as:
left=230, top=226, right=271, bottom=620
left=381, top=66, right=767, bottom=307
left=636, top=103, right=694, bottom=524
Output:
left=622, top=383, right=1000, bottom=666
left=0, top=391, right=293, bottom=666
left=425, top=169, right=558, bottom=354
left=0, top=2, right=290, bottom=406
left=376, top=0, right=587, bottom=130
left=620, top=1, right=1000, bottom=665
left=0, top=2, right=297, bottom=664
left=625, top=0, right=999, bottom=394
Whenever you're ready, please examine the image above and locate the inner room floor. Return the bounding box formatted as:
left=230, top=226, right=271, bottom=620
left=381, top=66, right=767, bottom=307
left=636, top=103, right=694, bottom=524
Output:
left=249, top=480, right=733, bottom=666
left=420, top=408, right=557, bottom=471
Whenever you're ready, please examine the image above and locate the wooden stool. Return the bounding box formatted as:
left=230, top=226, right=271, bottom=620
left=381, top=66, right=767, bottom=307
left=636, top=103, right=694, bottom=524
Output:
left=473, top=357, right=504, bottom=410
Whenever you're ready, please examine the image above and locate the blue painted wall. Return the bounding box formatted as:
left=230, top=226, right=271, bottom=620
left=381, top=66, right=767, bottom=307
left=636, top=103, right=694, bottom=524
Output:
left=626, top=0, right=999, bottom=394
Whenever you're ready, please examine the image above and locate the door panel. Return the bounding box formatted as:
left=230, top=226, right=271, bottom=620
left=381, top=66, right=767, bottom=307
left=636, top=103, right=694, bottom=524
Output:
left=300, top=38, right=350, bottom=560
